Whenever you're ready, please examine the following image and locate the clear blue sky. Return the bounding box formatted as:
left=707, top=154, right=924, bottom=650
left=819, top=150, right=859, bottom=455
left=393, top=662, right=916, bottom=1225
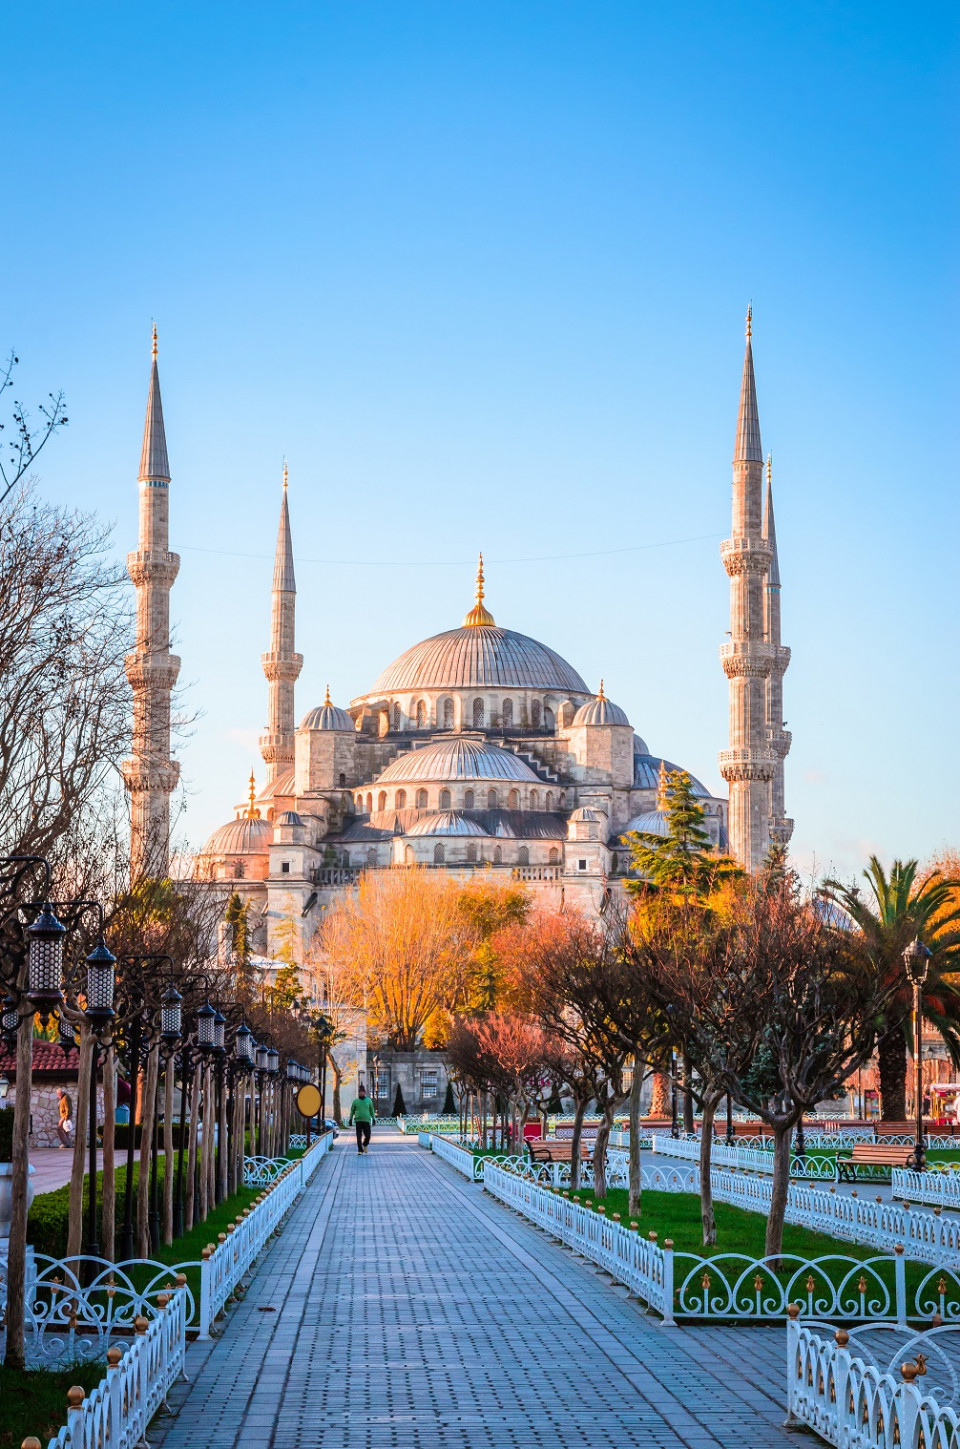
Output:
left=7, top=2, right=958, bottom=880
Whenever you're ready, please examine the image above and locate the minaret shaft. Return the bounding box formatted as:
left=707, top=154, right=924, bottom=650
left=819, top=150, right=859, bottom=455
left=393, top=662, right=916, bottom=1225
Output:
left=123, top=331, right=180, bottom=880
left=763, top=459, right=792, bottom=845
left=260, top=471, right=303, bottom=783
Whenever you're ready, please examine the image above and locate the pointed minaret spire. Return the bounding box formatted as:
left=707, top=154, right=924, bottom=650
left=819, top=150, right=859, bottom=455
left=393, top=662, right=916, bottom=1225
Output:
left=260, top=463, right=303, bottom=784
left=719, top=311, right=775, bottom=872
left=762, top=454, right=793, bottom=849
left=463, top=551, right=495, bottom=627
left=656, top=758, right=669, bottom=812
left=123, top=325, right=181, bottom=880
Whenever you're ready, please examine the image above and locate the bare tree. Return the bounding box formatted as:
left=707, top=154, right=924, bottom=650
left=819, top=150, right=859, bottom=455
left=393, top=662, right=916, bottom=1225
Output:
left=0, top=351, right=68, bottom=506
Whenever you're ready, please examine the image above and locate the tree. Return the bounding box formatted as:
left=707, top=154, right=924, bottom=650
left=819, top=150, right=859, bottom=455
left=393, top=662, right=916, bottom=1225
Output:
left=224, top=892, right=255, bottom=1002
left=317, top=869, right=473, bottom=1050
left=625, top=769, right=741, bottom=901
left=392, top=1082, right=407, bottom=1116
left=442, top=1080, right=456, bottom=1114
left=269, top=911, right=305, bottom=1013
left=821, top=857, right=960, bottom=1119
left=0, top=350, right=68, bottom=506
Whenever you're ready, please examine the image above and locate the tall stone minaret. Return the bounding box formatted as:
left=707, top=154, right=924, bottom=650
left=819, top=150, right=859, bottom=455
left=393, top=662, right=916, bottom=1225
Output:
left=123, top=326, right=181, bottom=879
left=763, top=455, right=793, bottom=847
left=719, top=308, right=774, bottom=872
left=259, top=464, right=302, bottom=784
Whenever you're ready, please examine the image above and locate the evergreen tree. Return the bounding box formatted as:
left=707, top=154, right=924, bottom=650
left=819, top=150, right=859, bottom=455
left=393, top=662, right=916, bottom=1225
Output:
left=270, top=909, right=305, bottom=1012
left=441, top=1080, right=456, bottom=1114
left=224, top=892, right=256, bottom=1002
left=392, top=1082, right=407, bottom=1116
left=626, top=769, right=741, bottom=900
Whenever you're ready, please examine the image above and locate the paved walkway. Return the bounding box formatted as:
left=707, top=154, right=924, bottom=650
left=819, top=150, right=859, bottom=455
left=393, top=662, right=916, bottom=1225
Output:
left=30, top=1146, right=103, bottom=1194
left=153, top=1134, right=806, bottom=1449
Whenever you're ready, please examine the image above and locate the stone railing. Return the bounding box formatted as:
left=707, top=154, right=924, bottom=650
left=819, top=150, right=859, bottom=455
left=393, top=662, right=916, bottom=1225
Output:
left=786, top=1316, right=960, bottom=1446
left=45, top=1287, right=187, bottom=1449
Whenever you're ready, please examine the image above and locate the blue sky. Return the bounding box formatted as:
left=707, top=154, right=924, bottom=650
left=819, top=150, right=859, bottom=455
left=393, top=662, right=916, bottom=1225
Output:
left=7, top=2, right=958, bottom=880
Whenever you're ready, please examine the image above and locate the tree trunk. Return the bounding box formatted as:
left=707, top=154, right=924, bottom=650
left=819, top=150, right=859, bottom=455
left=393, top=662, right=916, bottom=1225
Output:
left=592, top=1099, right=615, bottom=1200
left=163, top=1060, right=175, bottom=1245
left=649, top=1071, right=670, bottom=1118
left=570, top=1097, right=587, bottom=1191
left=628, top=1071, right=642, bottom=1218
left=764, top=1123, right=793, bottom=1265
left=682, top=1053, right=695, bottom=1135
left=4, top=1007, right=35, bottom=1369
left=67, top=1025, right=93, bottom=1258
left=330, top=1054, right=343, bottom=1129
left=137, top=1043, right=159, bottom=1259
left=877, top=1019, right=908, bottom=1121
left=219, top=1071, right=229, bottom=1201
left=101, top=1046, right=116, bottom=1260
left=699, top=1096, right=719, bottom=1246
left=185, top=1060, right=201, bottom=1229
left=199, top=1062, right=212, bottom=1222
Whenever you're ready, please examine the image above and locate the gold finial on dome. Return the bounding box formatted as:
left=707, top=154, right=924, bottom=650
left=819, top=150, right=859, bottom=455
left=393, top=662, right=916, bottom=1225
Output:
left=245, top=770, right=261, bottom=820
left=151, top=321, right=158, bottom=360
left=597, top=679, right=606, bottom=701
left=324, top=683, right=332, bottom=706
left=463, top=552, right=495, bottom=628
left=656, top=758, right=669, bottom=811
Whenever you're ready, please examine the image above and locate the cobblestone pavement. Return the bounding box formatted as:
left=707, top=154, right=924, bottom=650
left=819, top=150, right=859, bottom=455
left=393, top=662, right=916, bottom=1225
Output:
left=30, top=1146, right=103, bottom=1193
left=152, top=1133, right=808, bottom=1449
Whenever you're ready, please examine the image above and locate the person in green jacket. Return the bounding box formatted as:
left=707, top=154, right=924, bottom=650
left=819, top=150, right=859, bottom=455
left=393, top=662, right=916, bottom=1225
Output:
left=349, top=1085, right=376, bottom=1153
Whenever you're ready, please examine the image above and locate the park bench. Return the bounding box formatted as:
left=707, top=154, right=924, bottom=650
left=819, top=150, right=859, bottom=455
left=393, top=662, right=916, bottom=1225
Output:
left=836, top=1143, right=914, bottom=1181
left=527, top=1138, right=592, bottom=1164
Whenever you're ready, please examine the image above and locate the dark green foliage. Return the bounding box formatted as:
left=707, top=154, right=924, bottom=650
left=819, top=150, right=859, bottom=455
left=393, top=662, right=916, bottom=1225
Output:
left=0, top=1107, right=12, bottom=1163
left=112, top=1122, right=186, bottom=1150
left=224, top=891, right=255, bottom=1002
left=392, top=1082, right=407, bottom=1116
left=0, top=1360, right=105, bottom=1446
left=441, top=1080, right=456, bottom=1114
left=545, top=1081, right=564, bottom=1113
left=626, top=769, right=742, bottom=898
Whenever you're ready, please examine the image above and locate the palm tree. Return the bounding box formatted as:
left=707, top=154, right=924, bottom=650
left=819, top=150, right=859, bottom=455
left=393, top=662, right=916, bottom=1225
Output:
left=822, top=857, right=960, bottom=1120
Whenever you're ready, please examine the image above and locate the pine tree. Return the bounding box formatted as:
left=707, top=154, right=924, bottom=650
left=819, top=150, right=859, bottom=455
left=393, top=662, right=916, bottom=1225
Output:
left=441, top=1080, right=456, bottom=1114
left=270, top=909, right=304, bottom=1012
left=392, top=1082, right=407, bottom=1116
left=626, top=769, right=741, bottom=900
left=224, top=892, right=256, bottom=1002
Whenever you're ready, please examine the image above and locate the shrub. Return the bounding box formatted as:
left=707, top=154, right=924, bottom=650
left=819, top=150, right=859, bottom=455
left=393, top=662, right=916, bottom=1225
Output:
left=0, top=1107, right=13, bottom=1163
left=113, top=1122, right=186, bottom=1151
left=392, top=1083, right=407, bottom=1116
left=441, top=1081, right=456, bottom=1114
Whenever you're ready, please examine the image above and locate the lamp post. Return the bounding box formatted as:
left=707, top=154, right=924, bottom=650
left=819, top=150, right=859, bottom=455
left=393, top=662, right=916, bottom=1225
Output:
left=159, top=983, right=182, bottom=1243
left=904, top=937, right=932, bottom=1172
left=212, top=1007, right=226, bottom=1203
left=670, top=1050, right=679, bottom=1139
left=82, top=936, right=116, bottom=1263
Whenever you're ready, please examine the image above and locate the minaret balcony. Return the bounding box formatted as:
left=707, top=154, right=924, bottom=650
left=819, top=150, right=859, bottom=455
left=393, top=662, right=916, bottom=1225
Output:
left=124, top=652, right=181, bottom=691
left=126, top=549, right=180, bottom=589
left=717, top=748, right=775, bottom=782
left=769, top=816, right=795, bottom=844
left=121, top=758, right=180, bottom=794
left=768, top=728, right=792, bottom=758
left=719, top=641, right=778, bottom=677
left=720, top=536, right=772, bottom=576
left=259, top=731, right=295, bottom=765
left=261, top=651, right=304, bottom=683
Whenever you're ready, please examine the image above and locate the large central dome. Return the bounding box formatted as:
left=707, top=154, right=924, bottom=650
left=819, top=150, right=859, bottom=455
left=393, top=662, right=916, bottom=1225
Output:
left=366, top=624, right=590, bottom=696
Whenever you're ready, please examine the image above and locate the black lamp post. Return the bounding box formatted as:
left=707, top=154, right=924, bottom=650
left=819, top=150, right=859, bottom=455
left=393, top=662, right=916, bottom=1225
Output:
left=82, top=936, right=116, bottom=1263
left=212, top=1007, right=226, bottom=1203
left=670, top=1050, right=679, bottom=1139
left=120, top=1009, right=143, bottom=1260
left=904, top=937, right=932, bottom=1172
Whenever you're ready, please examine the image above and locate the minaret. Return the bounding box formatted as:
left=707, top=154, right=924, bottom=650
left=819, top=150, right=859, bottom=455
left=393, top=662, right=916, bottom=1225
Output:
left=763, top=455, right=793, bottom=846
left=123, top=325, right=181, bottom=879
left=259, top=463, right=303, bottom=784
left=718, top=308, right=774, bottom=872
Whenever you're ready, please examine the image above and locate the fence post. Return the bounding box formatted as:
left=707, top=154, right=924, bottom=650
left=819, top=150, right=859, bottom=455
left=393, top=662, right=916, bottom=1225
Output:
left=783, top=1305, right=801, bottom=1427
left=895, top=1244, right=907, bottom=1327
left=65, top=1384, right=85, bottom=1449
left=199, top=1245, right=213, bottom=1338
left=659, top=1239, right=676, bottom=1328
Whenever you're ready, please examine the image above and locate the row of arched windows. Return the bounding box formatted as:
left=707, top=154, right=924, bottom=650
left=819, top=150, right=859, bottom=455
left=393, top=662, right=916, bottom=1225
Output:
left=385, top=697, right=558, bottom=732
left=350, top=843, right=561, bottom=868
left=355, top=787, right=563, bottom=814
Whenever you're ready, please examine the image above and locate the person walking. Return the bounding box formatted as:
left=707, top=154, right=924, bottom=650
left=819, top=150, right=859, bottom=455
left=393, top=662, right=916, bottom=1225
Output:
left=56, top=1088, right=73, bottom=1149
left=349, top=1085, right=375, bottom=1154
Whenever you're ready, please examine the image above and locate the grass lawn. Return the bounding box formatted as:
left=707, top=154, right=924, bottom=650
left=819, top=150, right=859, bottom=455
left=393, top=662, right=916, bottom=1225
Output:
left=0, top=1360, right=105, bottom=1447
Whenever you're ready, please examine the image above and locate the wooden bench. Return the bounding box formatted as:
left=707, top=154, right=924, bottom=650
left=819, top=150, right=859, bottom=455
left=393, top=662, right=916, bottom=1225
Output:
left=527, top=1138, right=592, bottom=1164
left=836, top=1143, right=914, bottom=1181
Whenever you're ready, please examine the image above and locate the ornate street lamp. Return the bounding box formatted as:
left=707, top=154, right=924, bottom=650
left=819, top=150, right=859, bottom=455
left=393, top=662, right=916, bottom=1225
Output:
left=26, top=904, right=67, bottom=1015
left=904, top=937, right=932, bottom=1172
left=82, top=936, right=116, bottom=1261
left=235, top=1023, right=254, bottom=1064
left=197, top=1001, right=216, bottom=1053
left=160, top=984, right=182, bottom=1046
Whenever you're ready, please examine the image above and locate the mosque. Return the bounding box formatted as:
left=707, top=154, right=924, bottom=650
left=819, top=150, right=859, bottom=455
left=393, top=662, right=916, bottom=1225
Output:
left=123, top=315, right=789, bottom=959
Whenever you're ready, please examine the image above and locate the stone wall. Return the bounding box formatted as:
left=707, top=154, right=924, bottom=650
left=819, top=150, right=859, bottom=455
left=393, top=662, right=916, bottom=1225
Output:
left=6, top=1079, right=104, bottom=1148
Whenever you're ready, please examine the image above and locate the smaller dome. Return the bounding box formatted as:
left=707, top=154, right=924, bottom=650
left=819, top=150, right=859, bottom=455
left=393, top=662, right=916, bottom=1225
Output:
left=203, top=815, right=273, bottom=856
left=570, top=806, right=604, bottom=823
left=275, top=811, right=304, bottom=827
left=406, top=811, right=487, bottom=838
left=573, top=683, right=630, bottom=728
left=300, top=687, right=354, bottom=733
left=376, top=738, right=540, bottom=785
left=622, top=809, right=669, bottom=838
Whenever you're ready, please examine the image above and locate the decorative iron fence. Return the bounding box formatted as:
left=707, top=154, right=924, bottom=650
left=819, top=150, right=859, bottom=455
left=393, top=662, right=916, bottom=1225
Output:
left=893, top=1167, right=960, bottom=1210
left=652, top=1133, right=836, bottom=1179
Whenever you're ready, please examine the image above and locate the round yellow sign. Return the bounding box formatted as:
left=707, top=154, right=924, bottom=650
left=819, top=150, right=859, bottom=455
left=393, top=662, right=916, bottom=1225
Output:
left=296, top=1083, right=322, bottom=1119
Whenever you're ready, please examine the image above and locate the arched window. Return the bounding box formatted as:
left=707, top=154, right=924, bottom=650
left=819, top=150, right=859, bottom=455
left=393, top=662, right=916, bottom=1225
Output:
left=392, top=703, right=401, bottom=731
left=443, top=698, right=454, bottom=729
left=434, top=843, right=445, bottom=864
left=339, top=772, right=346, bottom=787
left=487, top=788, right=497, bottom=809
left=518, top=846, right=530, bottom=866
left=548, top=847, right=559, bottom=865
left=473, top=698, right=484, bottom=728
left=494, top=845, right=502, bottom=864
left=466, top=843, right=477, bottom=863
left=464, top=789, right=475, bottom=810
left=416, top=700, right=426, bottom=729
left=502, top=699, right=513, bottom=729
left=378, top=791, right=387, bottom=812
left=544, top=705, right=555, bottom=730
left=440, top=788, right=451, bottom=809
left=508, top=788, right=519, bottom=809
left=545, top=791, right=553, bottom=811
left=233, top=862, right=245, bottom=879
left=365, top=793, right=373, bottom=813
left=366, top=847, right=377, bottom=866
left=531, top=700, right=541, bottom=728
left=404, top=845, right=415, bottom=865
left=530, top=789, right=539, bottom=809
left=395, top=790, right=406, bottom=809
left=415, top=788, right=428, bottom=809
left=355, top=794, right=364, bottom=810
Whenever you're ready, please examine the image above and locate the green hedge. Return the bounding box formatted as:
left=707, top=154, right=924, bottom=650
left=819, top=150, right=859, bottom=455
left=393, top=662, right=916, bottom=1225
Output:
left=112, top=1122, right=187, bottom=1150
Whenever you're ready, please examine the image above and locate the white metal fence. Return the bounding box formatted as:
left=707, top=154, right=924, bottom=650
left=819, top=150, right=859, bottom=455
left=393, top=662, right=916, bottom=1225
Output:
left=45, top=1286, right=187, bottom=1449
left=893, top=1167, right=960, bottom=1210
left=786, top=1317, right=960, bottom=1446
left=652, top=1133, right=836, bottom=1179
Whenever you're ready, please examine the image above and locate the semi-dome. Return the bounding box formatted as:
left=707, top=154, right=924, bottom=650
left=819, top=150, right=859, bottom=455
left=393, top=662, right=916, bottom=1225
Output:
left=375, top=738, right=540, bottom=784
left=274, top=810, right=304, bottom=826
left=406, top=811, right=487, bottom=838
left=300, top=687, right=354, bottom=733
left=570, top=806, right=605, bottom=823
left=572, top=683, right=630, bottom=728
left=633, top=752, right=710, bottom=797
left=621, top=809, right=669, bottom=839
left=203, top=815, right=273, bottom=856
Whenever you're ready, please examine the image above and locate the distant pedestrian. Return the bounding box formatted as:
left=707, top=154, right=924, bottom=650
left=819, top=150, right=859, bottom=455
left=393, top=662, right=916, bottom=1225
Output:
left=349, top=1086, right=375, bottom=1154
left=56, top=1088, right=73, bottom=1149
